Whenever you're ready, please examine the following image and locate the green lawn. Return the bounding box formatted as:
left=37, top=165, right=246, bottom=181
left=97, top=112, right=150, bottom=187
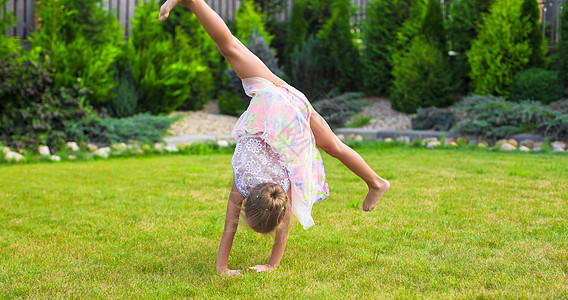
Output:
left=1, top=147, right=567, bottom=298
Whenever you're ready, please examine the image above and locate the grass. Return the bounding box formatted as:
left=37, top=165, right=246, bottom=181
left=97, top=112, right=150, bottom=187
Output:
left=1, top=146, right=567, bottom=298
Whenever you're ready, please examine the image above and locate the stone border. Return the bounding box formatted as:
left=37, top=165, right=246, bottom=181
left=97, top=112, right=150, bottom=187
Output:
left=163, top=130, right=457, bottom=145
left=164, top=134, right=234, bottom=145
left=163, top=129, right=550, bottom=147
left=335, top=129, right=458, bottom=142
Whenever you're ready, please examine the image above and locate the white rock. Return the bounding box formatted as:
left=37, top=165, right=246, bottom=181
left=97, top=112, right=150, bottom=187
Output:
left=94, top=147, right=111, bottom=158
left=500, top=143, right=516, bottom=151
left=495, top=139, right=508, bottom=146
left=165, top=144, right=179, bottom=152
left=551, top=141, right=567, bottom=150
left=533, top=147, right=542, bottom=152
left=385, top=138, right=394, bottom=143
left=38, top=145, right=51, bottom=156
left=87, top=143, right=98, bottom=152
left=66, top=142, right=79, bottom=152
left=154, top=143, right=164, bottom=151
left=354, top=135, right=364, bottom=142
left=217, top=140, right=229, bottom=147
left=423, top=138, right=438, bottom=143
left=50, top=155, right=61, bottom=162
left=5, top=151, right=24, bottom=162
left=519, top=146, right=530, bottom=152
left=552, top=147, right=565, bottom=153
left=426, top=141, right=441, bottom=149
left=111, top=143, right=127, bottom=152
left=396, top=136, right=410, bottom=143
left=337, top=134, right=345, bottom=141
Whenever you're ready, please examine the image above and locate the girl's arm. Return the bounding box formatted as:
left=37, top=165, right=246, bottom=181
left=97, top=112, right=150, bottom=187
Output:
left=216, top=180, right=244, bottom=275
left=248, top=195, right=292, bottom=272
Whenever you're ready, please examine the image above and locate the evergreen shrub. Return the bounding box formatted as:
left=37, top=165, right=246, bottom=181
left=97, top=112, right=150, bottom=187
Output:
left=452, top=94, right=561, bottom=141
left=548, top=99, right=568, bottom=115
left=543, top=114, right=568, bottom=140
left=317, top=0, right=362, bottom=92
left=0, top=0, right=20, bottom=60
left=555, top=2, right=568, bottom=81
left=217, top=91, right=248, bottom=116
left=388, top=0, right=426, bottom=66
left=253, top=0, right=287, bottom=20
left=161, top=5, right=218, bottom=105
left=106, top=63, right=138, bottom=118
left=447, top=0, right=495, bottom=93
left=284, top=0, right=308, bottom=75
left=411, top=107, right=455, bottom=131
left=509, top=68, right=563, bottom=104
left=65, top=114, right=179, bottom=146
left=289, top=35, right=324, bottom=100
left=129, top=0, right=200, bottom=115
left=287, top=0, right=308, bottom=51
left=521, top=0, right=547, bottom=68
left=311, top=92, right=367, bottom=128
left=467, top=0, right=531, bottom=98
left=304, top=0, right=334, bottom=35
left=28, top=0, right=123, bottom=106
left=390, top=37, right=454, bottom=114
left=421, top=0, right=446, bottom=53
left=173, top=27, right=214, bottom=111
left=235, top=0, right=274, bottom=45
left=0, top=57, right=94, bottom=151
left=362, top=0, right=414, bottom=96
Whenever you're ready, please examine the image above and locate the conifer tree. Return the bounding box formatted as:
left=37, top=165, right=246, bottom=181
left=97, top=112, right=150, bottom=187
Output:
left=556, top=1, right=568, bottom=81
left=520, top=0, right=546, bottom=68
left=29, top=0, right=122, bottom=106
left=421, top=0, right=447, bottom=53
left=235, top=0, right=274, bottom=45
left=467, top=0, right=531, bottom=98
left=287, top=0, right=308, bottom=51
left=362, top=0, right=415, bottom=96
left=317, top=0, right=362, bottom=92
left=284, top=0, right=309, bottom=77
left=448, top=0, right=495, bottom=92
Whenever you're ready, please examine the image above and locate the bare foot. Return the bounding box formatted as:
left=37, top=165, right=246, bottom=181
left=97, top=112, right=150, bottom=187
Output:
left=158, top=0, right=186, bottom=22
left=362, top=178, right=390, bottom=211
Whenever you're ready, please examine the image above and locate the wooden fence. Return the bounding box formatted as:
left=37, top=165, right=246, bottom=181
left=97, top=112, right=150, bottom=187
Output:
left=2, top=0, right=565, bottom=43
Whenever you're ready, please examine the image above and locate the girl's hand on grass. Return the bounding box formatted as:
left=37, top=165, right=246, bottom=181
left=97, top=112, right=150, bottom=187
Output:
left=247, top=264, right=275, bottom=273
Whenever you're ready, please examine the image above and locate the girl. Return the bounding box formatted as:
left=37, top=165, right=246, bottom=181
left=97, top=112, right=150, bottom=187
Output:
left=159, top=0, right=390, bottom=275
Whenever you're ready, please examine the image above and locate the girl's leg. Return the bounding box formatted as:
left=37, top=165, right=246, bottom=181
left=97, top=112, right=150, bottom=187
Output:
left=310, top=111, right=390, bottom=211
left=159, top=0, right=286, bottom=85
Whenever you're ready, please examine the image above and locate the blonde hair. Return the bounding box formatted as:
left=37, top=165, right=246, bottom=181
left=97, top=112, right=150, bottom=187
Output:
left=244, top=182, right=288, bottom=234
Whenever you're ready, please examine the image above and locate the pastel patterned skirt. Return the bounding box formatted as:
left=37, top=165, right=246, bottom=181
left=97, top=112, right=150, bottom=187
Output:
left=231, top=77, right=329, bottom=229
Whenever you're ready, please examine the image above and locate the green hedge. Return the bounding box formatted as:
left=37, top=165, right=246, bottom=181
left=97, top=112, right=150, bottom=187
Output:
left=509, top=68, right=564, bottom=104
left=390, top=37, right=454, bottom=113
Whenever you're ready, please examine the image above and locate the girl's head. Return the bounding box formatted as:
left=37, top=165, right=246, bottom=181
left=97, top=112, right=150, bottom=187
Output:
left=244, top=182, right=288, bottom=234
